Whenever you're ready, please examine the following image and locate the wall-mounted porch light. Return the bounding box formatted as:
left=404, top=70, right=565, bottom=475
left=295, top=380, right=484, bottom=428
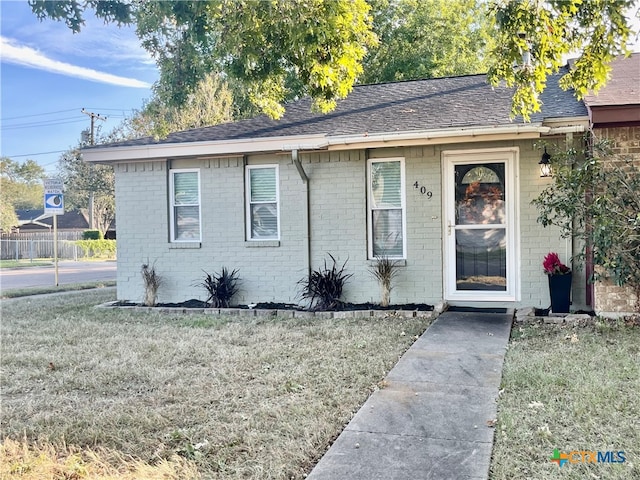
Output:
left=539, top=147, right=552, bottom=177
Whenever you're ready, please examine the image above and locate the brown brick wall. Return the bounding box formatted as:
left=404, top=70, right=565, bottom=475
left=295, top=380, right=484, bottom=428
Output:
left=594, top=278, right=638, bottom=314
left=592, top=125, right=640, bottom=314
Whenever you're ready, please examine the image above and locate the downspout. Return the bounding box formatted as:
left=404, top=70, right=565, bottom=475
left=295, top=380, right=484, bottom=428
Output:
left=565, top=132, right=576, bottom=308
left=292, top=149, right=312, bottom=278
left=565, top=132, right=574, bottom=266
left=584, top=131, right=595, bottom=308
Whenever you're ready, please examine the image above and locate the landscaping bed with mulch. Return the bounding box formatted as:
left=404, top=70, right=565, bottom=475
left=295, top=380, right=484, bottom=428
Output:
left=111, top=299, right=434, bottom=312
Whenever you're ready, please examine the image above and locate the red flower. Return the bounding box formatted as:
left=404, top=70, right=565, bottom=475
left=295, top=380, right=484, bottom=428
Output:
left=543, top=252, right=571, bottom=275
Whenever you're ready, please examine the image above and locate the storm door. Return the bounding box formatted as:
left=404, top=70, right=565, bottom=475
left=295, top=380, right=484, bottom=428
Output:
left=443, top=148, right=519, bottom=302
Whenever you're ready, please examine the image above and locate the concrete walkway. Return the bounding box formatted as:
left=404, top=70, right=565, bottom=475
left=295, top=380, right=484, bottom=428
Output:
left=307, top=310, right=513, bottom=480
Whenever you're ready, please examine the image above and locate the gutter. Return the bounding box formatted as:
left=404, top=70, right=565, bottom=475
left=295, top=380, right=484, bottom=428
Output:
left=83, top=122, right=587, bottom=164
left=82, top=134, right=329, bottom=164
left=323, top=123, right=587, bottom=150
left=545, top=125, right=587, bottom=135
left=326, top=124, right=547, bottom=146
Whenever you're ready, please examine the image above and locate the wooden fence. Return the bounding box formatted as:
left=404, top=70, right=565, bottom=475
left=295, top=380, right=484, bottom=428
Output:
left=0, top=232, right=84, bottom=261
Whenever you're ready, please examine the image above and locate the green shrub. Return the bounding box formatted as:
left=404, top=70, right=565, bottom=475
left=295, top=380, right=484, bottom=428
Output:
left=82, top=229, right=104, bottom=240
left=75, top=239, right=116, bottom=258
left=198, top=267, right=241, bottom=308
left=298, top=254, right=352, bottom=311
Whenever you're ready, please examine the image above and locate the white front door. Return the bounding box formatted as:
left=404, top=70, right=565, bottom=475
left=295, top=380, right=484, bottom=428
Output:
left=443, top=148, right=519, bottom=302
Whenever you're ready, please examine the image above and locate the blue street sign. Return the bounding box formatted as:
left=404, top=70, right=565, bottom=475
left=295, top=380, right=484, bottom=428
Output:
left=44, top=193, right=64, bottom=214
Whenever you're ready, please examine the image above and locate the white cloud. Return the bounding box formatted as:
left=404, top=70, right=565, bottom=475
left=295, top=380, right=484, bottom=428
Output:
left=0, top=36, right=151, bottom=88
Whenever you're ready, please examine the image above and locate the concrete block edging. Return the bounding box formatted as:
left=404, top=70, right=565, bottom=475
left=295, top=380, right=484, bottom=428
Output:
left=95, top=301, right=437, bottom=320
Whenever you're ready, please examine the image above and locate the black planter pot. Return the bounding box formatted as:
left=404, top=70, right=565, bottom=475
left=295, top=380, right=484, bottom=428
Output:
left=548, top=273, right=572, bottom=313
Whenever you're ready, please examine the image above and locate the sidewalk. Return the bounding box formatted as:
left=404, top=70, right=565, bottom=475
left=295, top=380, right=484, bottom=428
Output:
left=307, top=310, right=513, bottom=480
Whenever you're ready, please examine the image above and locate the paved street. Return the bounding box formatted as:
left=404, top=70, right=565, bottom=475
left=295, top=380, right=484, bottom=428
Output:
left=0, top=261, right=116, bottom=291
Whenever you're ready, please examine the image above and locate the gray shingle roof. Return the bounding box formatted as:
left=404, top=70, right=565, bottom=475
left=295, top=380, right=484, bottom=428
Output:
left=98, top=68, right=587, bottom=149
left=15, top=209, right=116, bottom=230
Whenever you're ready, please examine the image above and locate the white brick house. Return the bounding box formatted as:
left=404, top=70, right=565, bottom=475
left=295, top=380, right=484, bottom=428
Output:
left=83, top=68, right=592, bottom=309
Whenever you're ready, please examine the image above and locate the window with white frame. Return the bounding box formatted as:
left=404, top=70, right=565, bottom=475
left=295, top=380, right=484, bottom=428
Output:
left=368, top=158, right=406, bottom=258
left=170, top=169, right=201, bottom=242
left=246, top=165, right=279, bottom=240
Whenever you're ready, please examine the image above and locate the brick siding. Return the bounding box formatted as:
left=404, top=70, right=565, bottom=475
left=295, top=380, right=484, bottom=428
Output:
left=592, top=126, right=640, bottom=314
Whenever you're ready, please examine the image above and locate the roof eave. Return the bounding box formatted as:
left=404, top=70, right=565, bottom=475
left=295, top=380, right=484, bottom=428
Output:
left=82, top=121, right=589, bottom=164
left=325, top=121, right=588, bottom=150
left=82, top=134, right=330, bottom=164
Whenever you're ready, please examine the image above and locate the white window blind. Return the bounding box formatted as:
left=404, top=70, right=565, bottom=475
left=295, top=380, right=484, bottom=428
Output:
left=170, top=169, right=201, bottom=242
left=247, top=166, right=279, bottom=240
left=369, top=159, right=405, bottom=258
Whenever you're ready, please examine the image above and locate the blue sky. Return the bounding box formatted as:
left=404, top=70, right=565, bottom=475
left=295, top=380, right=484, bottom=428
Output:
left=1, top=0, right=158, bottom=175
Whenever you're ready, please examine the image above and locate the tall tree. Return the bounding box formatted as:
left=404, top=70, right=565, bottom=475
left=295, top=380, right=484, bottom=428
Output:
left=0, top=157, right=45, bottom=210
left=30, top=0, right=377, bottom=119
left=0, top=158, right=46, bottom=231
left=0, top=198, right=19, bottom=233
left=127, top=72, right=235, bottom=139
left=488, top=0, right=638, bottom=120
left=361, top=0, right=495, bottom=84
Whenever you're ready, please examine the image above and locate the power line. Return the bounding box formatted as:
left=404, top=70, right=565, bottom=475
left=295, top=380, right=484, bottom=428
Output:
left=1, top=118, right=87, bottom=130
left=83, top=107, right=136, bottom=112
left=1, top=109, right=80, bottom=121
left=2, top=107, right=135, bottom=121
left=2, top=114, right=126, bottom=130
left=2, top=150, right=67, bottom=158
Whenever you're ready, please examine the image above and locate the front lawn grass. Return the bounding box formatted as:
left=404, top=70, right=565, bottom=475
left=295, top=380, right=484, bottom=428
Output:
left=490, top=318, right=640, bottom=480
left=0, top=290, right=432, bottom=479
left=0, top=281, right=116, bottom=299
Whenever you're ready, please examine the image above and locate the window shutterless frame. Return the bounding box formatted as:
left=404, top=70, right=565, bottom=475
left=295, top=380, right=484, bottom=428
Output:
left=245, top=165, right=280, bottom=241
left=169, top=168, right=202, bottom=242
left=367, top=158, right=406, bottom=259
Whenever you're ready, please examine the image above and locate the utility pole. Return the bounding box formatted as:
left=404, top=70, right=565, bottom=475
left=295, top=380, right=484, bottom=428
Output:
left=81, top=109, right=107, bottom=230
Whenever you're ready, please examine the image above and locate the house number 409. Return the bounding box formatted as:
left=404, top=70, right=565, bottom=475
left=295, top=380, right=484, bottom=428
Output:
left=413, top=182, right=433, bottom=199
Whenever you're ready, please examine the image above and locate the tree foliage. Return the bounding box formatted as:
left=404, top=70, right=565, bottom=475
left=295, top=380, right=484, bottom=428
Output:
left=488, top=0, right=638, bottom=120
left=0, top=198, right=19, bottom=233
left=127, top=72, right=234, bottom=139
left=532, top=137, right=640, bottom=311
left=361, top=0, right=494, bottom=84
left=0, top=157, right=46, bottom=232
left=30, top=0, right=377, bottom=119
left=29, top=0, right=639, bottom=121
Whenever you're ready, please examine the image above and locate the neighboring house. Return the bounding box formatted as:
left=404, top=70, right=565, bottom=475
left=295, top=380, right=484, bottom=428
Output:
left=584, top=53, right=640, bottom=315
left=14, top=209, right=54, bottom=231
left=16, top=209, right=116, bottom=238
left=83, top=66, right=592, bottom=309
